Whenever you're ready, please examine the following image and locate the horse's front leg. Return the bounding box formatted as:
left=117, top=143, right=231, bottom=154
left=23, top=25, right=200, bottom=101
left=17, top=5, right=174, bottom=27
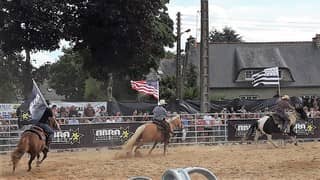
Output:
left=133, top=142, right=144, bottom=157
left=163, top=142, right=168, bottom=156
left=148, top=142, right=158, bottom=155
left=288, top=126, right=298, bottom=146
left=266, top=134, right=278, bottom=148
left=254, top=130, right=261, bottom=145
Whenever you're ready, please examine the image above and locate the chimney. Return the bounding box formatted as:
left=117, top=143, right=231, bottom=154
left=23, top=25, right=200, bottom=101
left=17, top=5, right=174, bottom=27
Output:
left=312, top=34, right=320, bottom=48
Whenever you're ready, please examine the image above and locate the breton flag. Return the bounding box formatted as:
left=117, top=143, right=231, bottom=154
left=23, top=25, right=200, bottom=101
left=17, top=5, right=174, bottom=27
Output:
left=20, top=79, right=48, bottom=122
left=252, top=67, right=280, bottom=87
left=130, top=80, right=159, bottom=100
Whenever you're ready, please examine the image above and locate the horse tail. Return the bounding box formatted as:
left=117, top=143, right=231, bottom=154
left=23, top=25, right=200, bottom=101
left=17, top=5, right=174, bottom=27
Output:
left=11, top=136, right=28, bottom=172
left=122, top=125, right=146, bottom=151
left=242, top=120, right=258, bottom=142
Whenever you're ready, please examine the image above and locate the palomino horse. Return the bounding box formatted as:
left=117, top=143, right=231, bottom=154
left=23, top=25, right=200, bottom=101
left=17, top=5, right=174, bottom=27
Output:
left=122, top=115, right=183, bottom=156
left=243, top=105, right=308, bottom=148
left=11, top=117, right=60, bottom=172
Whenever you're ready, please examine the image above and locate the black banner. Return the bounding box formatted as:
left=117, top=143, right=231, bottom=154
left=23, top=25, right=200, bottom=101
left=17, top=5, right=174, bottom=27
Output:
left=51, top=122, right=144, bottom=149
left=227, top=118, right=320, bottom=141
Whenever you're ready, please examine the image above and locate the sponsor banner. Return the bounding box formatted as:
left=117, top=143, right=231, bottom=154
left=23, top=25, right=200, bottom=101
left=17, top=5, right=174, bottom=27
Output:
left=0, top=104, right=19, bottom=119
left=227, top=118, right=320, bottom=141
left=227, top=120, right=254, bottom=141
left=51, top=122, right=143, bottom=149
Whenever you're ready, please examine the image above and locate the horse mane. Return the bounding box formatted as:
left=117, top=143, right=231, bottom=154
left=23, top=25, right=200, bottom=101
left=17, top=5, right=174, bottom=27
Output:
left=166, top=115, right=180, bottom=123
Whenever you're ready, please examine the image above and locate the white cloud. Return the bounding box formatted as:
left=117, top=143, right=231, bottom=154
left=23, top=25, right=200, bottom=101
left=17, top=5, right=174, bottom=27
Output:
left=167, top=2, right=320, bottom=49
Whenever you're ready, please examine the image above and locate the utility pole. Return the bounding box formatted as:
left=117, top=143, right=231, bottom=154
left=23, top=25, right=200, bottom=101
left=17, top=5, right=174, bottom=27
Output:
left=200, top=0, right=209, bottom=113
left=176, top=12, right=182, bottom=100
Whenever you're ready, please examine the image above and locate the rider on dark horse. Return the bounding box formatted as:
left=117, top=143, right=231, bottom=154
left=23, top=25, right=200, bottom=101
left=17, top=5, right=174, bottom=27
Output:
left=273, top=95, right=295, bottom=133
left=152, top=99, right=171, bottom=143
left=17, top=99, right=56, bottom=151
left=36, top=100, right=55, bottom=152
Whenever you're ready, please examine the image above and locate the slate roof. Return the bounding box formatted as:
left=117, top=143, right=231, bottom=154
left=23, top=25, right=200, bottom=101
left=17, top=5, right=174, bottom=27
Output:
left=159, top=58, right=176, bottom=77
left=188, top=41, right=320, bottom=88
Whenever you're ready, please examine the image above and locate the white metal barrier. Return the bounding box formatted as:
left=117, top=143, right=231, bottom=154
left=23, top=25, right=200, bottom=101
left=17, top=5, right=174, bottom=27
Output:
left=0, top=118, right=21, bottom=154
left=0, top=113, right=268, bottom=153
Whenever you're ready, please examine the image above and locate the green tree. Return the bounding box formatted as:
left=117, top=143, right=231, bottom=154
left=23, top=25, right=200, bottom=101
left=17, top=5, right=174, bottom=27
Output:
left=209, top=26, right=243, bottom=43
left=0, top=52, right=24, bottom=102
left=84, top=77, right=108, bottom=101
left=183, top=64, right=199, bottom=99
left=63, top=0, right=175, bottom=82
left=160, top=76, right=176, bottom=100
left=33, top=63, right=52, bottom=84
left=49, top=49, right=87, bottom=101
left=0, top=0, right=66, bottom=98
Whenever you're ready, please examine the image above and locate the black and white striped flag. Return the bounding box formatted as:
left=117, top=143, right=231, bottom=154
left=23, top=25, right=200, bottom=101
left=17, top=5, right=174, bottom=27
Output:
left=252, top=67, right=280, bottom=87
left=20, top=79, right=48, bottom=122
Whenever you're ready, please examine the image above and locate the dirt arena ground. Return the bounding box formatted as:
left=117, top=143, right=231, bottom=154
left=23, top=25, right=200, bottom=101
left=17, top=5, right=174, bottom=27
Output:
left=1, top=142, right=320, bottom=180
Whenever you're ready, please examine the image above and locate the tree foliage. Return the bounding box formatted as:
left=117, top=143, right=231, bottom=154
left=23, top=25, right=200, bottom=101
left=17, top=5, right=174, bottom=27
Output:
left=49, top=49, right=87, bottom=101
left=183, top=64, right=199, bottom=99
left=63, top=0, right=175, bottom=81
left=159, top=75, right=176, bottom=100
left=0, top=0, right=66, bottom=98
left=209, top=26, right=243, bottom=43
left=0, top=52, right=24, bottom=102
left=84, top=77, right=108, bottom=101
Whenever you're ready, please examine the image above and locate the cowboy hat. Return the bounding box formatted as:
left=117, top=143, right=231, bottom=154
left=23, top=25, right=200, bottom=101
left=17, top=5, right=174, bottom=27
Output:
left=158, top=99, right=167, bottom=105
left=281, top=95, right=290, bottom=100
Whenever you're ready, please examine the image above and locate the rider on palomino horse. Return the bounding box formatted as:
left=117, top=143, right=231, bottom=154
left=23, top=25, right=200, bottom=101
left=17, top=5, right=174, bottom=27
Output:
left=272, top=95, right=295, bottom=133
left=152, top=99, right=172, bottom=143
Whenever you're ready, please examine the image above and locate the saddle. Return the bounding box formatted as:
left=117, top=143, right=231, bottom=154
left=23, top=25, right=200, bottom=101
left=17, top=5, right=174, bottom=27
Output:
left=152, top=120, right=173, bottom=143
left=271, top=112, right=292, bottom=131
left=24, top=125, right=47, bottom=141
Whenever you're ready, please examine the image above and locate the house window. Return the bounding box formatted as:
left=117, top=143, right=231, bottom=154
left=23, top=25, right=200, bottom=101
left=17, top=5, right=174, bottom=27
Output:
left=240, top=95, right=258, bottom=100
left=244, top=69, right=282, bottom=80
left=245, top=70, right=260, bottom=80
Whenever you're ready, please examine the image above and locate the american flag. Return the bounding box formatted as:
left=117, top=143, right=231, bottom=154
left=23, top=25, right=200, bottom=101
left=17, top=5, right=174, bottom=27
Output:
left=130, top=80, right=159, bottom=100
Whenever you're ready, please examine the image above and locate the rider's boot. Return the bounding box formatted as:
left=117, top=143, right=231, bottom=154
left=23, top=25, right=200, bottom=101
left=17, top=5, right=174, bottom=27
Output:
left=282, top=120, right=289, bottom=133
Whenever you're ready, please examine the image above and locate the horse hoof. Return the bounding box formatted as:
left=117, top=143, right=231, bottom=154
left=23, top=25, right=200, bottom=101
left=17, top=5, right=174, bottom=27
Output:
left=294, top=142, right=298, bottom=146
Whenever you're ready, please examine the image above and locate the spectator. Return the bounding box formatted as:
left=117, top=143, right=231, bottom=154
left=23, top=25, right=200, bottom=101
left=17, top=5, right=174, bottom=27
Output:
left=68, top=116, right=79, bottom=125
left=113, top=112, right=123, bottom=122
left=97, top=106, right=108, bottom=117
left=84, top=104, right=95, bottom=121
left=203, top=114, right=213, bottom=126
left=69, top=105, right=79, bottom=117
left=51, top=105, right=58, bottom=118
left=213, top=113, right=222, bottom=125
left=131, top=109, right=138, bottom=121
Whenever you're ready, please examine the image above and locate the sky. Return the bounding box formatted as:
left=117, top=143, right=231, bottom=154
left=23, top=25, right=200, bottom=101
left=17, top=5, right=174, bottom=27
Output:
left=31, top=0, right=320, bottom=67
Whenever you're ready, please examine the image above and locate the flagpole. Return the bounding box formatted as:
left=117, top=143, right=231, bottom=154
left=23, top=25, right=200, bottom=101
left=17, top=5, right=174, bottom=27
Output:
left=276, top=67, right=281, bottom=97
left=277, top=77, right=281, bottom=97
left=157, top=80, right=160, bottom=105
left=32, top=79, right=48, bottom=107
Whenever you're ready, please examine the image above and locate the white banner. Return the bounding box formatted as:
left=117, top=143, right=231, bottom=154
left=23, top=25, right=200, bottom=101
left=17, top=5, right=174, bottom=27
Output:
left=0, top=104, right=20, bottom=119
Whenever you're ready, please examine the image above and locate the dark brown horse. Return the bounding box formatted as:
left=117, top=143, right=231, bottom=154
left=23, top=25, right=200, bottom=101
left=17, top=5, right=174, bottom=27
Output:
left=11, top=117, right=60, bottom=172
left=121, top=115, right=183, bottom=157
